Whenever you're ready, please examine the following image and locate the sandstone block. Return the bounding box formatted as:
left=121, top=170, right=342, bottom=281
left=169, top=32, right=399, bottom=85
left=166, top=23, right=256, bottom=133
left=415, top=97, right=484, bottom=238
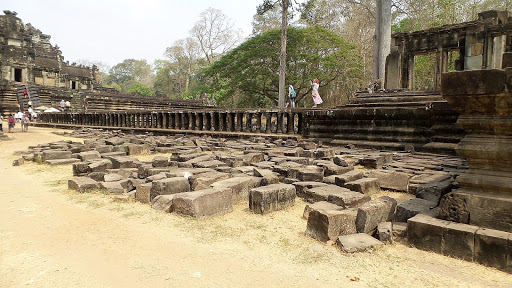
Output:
left=105, top=137, right=125, bottom=146
left=151, top=195, right=176, bottom=212
left=356, top=196, right=396, bottom=234
left=292, top=182, right=328, bottom=199
left=88, top=159, right=113, bottom=173
left=475, top=228, right=509, bottom=271
left=68, top=177, right=99, bottom=192
left=377, top=222, right=393, bottom=244
left=45, top=159, right=81, bottom=165
left=42, top=150, right=71, bottom=161
left=152, top=156, right=169, bottom=167
left=306, top=205, right=358, bottom=242
left=296, top=165, right=324, bottom=182
left=303, top=185, right=353, bottom=203
left=337, top=233, right=384, bottom=253
left=78, top=150, right=101, bottom=161
left=345, top=178, right=380, bottom=194
left=109, top=156, right=138, bottom=169
left=303, top=201, right=344, bottom=220
left=335, top=170, right=363, bottom=187
left=327, top=191, right=371, bottom=208
left=135, top=183, right=152, bottom=204
left=12, top=157, right=24, bottom=166
left=395, top=198, right=437, bottom=222
left=151, top=177, right=190, bottom=201
left=442, top=222, right=479, bottom=261
left=173, top=188, right=233, bottom=218
left=360, top=156, right=385, bottom=169
left=99, top=181, right=124, bottom=194
left=407, top=214, right=449, bottom=253
left=104, top=173, right=125, bottom=182
left=408, top=172, right=453, bottom=203
left=249, top=184, right=295, bottom=214
left=368, top=170, right=411, bottom=192
left=210, top=176, right=261, bottom=203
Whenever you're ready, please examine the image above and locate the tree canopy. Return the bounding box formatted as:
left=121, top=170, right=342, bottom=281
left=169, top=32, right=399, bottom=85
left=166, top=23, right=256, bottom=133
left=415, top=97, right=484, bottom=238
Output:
left=205, top=26, right=362, bottom=107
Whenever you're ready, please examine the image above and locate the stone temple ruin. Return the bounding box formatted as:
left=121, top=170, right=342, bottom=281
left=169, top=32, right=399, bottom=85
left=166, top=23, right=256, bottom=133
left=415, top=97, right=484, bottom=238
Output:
left=4, top=10, right=512, bottom=273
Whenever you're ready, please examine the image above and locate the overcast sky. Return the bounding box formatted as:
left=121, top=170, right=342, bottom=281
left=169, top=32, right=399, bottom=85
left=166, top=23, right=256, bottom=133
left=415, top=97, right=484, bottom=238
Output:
left=4, top=0, right=264, bottom=69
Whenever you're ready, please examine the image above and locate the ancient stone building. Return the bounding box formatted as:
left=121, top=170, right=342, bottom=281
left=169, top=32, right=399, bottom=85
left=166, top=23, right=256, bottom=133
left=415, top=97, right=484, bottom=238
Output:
left=385, top=10, right=512, bottom=90
left=0, top=10, right=96, bottom=90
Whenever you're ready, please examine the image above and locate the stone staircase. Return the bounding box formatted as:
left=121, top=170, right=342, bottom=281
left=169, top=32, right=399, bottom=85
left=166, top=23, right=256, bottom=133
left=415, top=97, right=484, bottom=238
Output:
left=306, top=91, right=465, bottom=154
left=0, top=82, right=19, bottom=117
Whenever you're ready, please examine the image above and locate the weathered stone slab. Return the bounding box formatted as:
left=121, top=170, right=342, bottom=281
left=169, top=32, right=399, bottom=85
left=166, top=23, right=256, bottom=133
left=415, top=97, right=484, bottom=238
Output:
left=194, top=160, right=227, bottom=169
left=249, top=184, right=296, bottom=214
left=303, top=185, right=352, bottom=203
left=360, top=155, right=386, bottom=169
left=173, top=188, right=233, bottom=218
left=475, top=228, right=509, bottom=271
left=210, top=176, right=261, bottom=203
left=296, top=165, right=324, bottom=182
left=356, top=196, right=396, bottom=234
left=293, top=181, right=328, bottom=199
left=45, top=158, right=81, bottom=166
left=368, top=170, right=411, bottom=192
left=151, top=195, right=176, bottom=212
left=345, top=178, right=380, bottom=194
left=189, top=172, right=230, bottom=191
left=442, top=222, right=479, bottom=261
left=377, top=222, right=393, bottom=244
left=152, top=156, right=169, bottom=167
left=407, top=214, right=449, bottom=253
left=306, top=205, right=358, bottom=242
left=104, top=173, right=125, bottom=182
left=253, top=168, right=280, bottom=186
left=12, top=157, right=24, bottom=166
left=43, top=150, right=72, bottom=161
left=327, top=191, right=371, bottom=208
left=408, top=172, right=453, bottom=203
left=105, top=137, right=125, bottom=146
left=88, top=159, right=113, bottom=173
left=151, top=177, right=190, bottom=201
left=337, top=233, right=384, bottom=253
left=99, top=181, right=124, bottom=194
left=108, top=156, right=138, bottom=169
left=68, top=177, right=99, bottom=192
left=335, top=170, right=363, bottom=187
left=303, top=201, right=344, bottom=220
left=395, top=198, right=437, bottom=222
left=126, top=144, right=149, bottom=155
left=78, top=150, right=101, bottom=161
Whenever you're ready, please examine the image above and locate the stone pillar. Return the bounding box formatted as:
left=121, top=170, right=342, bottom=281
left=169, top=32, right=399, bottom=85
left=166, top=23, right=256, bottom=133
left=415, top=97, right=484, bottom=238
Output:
left=439, top=69, right=512, bottom=232
left=256, top=112, right=262, bottom=133
left=198, top=112, right=204, bottom=130
left=205, top=113, right=211, bottom=131
left=175, top=113, right=181, bottom=129
left=212, top=112, right=219, bottom=131
left=276, top=112, right=283, bottom=133
left=297, top=112, right=304, bottom=135
left=245, top=113, right=252, bottom=132
left=236, top=113, right=243, bottom=132
left=265, top=112, right=272, bottom=133
left=287, top=112, right=294, bottom=134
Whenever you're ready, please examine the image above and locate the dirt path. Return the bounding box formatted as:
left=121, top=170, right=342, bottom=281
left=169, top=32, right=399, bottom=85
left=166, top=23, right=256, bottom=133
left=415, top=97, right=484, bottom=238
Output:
left=1, top=126, right=511, bottom=288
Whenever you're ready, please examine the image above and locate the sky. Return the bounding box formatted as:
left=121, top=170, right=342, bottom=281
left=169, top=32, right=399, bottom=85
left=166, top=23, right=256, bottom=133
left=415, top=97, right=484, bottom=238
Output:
left=4, top=0, right=264, bottom=70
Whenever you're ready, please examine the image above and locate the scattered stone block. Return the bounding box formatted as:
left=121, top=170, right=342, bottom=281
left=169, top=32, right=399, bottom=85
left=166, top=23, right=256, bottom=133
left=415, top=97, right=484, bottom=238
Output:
left=368, top=170, right=411, bottom=192
left=296, top=165, right=324, bottom=182
left=12, top=157, right=24, bottom=166
left=173, top=188, right=233, bottom=218
left=152, top=156, right=169, bottom=167
left=306, top=205, right=358, bottom=242
left=327, top=191, right=371, bottom=208
left=151, top=177, right=190, bottom=201
left=335, top=170, right=363, bottom=187
left=137, top=183, right=154, bottom=204
left=360, top=155, right=386, bottom=169
left=356, top=196, right=396, bottom=234
left=211, top=176, right=261, bottom=203
left=42, top=150, right=72, bottom=161
left=322, top=175, right=337, bottom=184
left=303, top=185, right=354, bottom=203
left=337, top=233, right=384, bottom=253
left=104, top=173, right=125, bottom=182
left=151, top=195, right=176, bottom=212
left=45, top=159, right=81, bottom=165
left=88, top=159, right=113, bottom=173
left=333, top=156, right=350, bottom=167
left=189, top=172, right=230, bottom=191
left=407, top=214, right=449, bottom=253
left=88, top=172, right=105, bottom=182
left=68, top=177, right=99, bottom=192
left=105, top=137, right=125, bottom=146
left=99, top=181, right=124, bottom=194
left=442, top=222, right=479, bottom=261
left=408, top=172, right=453, bottom=203
left=126, top=144, right=149, bottom=155
left=345, top=178, right=380, bottom=194
left=377, top=222, right=393, bottom=244
left=303, top=201, right=344, bottom=220
left=395, top=198, right=437, bottom=222
left=393, top=222, right=407, bottom=238
left=78, top=150, right=101, bottom=161
left=249, top=184, right=296, bottom=214
left=109, top=156, right=138, bottom=169
left=293, top=181, right=328, bottom=199
left=475, top=228, right=509, bottom=271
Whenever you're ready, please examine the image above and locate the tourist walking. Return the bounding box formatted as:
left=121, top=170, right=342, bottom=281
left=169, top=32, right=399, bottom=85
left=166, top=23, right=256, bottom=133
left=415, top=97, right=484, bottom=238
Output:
left=21, top=115, right=29, bottom=132
left=60, top=99, right=66, bottom=111
left=311, top=78, right=323, bottom=108
left=65, top=100, right=71, bottom=111
left=8, top=114, right=15, bottom=133
left=286, top=84, right=296, bottom=108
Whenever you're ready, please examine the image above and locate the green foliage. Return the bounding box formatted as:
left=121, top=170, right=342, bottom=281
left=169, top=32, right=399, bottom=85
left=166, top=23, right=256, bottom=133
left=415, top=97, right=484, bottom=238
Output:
left=128, top=83, right=155, bottom=97
left=205, top=26, right=362, bottom=107
left=105, top=59, right=154, bottom=94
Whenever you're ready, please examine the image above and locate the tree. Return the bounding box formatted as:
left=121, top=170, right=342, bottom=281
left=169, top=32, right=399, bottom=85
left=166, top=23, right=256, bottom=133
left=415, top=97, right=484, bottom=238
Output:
left=252, top=4, right=289, bottom=35
left=106, top=59, right=154, bottom=94
left=190, top=8, right=243, bottom=65
left=128, top=82, right=155, bottom=97
left=205, top=26, right=362, bottom=108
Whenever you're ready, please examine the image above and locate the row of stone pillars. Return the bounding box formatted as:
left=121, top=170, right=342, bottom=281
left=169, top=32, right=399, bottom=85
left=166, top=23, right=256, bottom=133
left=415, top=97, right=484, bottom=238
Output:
left=39, top=110, right=304, bottom=135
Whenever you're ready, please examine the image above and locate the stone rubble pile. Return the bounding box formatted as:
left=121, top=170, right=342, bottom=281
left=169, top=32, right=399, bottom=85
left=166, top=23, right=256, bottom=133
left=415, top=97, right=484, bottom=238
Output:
left=14, top=128, right=469, bottom=253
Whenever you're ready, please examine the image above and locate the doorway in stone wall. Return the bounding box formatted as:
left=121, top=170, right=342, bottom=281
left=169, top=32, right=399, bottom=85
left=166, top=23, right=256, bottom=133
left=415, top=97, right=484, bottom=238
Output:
left=71, top=81, right=76, bottom=89
left=14, top=68, right=22, bottom=82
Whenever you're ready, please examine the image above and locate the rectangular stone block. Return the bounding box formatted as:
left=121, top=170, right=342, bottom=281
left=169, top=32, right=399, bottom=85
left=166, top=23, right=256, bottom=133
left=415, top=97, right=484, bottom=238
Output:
left=335, top=170, right=363, bottom=186
left=407, top=214, right=449, bottom=254
left=249, top=184, right=296, bottom=214
left=303, top=201, right=344, bottom=220
left=151, top=195, right=176, bottom=212
left=78, top=150, right=101, bottom=161
left=210, top=176, right=261, bottom=203
left=368, top=170, right=411, bottom=192
left=151, top=177, right=190, bottom=201
left=327, top=191, right=371, bottom=208
left=475, top=228, right=509, bottom=271
left=337, top=233, right=384, bottom=253
left=345, top=178, right=380, bottom=194
left=136, top=183, right=152, bottom=204
left=296, top=166, right=324, bottom=182
left=395, top=198, right=437, bottom=222
left=46, top=159, right=81, bottom=166
left=68, top=177, right=99, bottom=193
left=173, top=188, right=233, bottom=218
left=88, top=159, right=113, bottom=173
left=305, top=206, right=358, bottom=242
left=43, top=150, right=71, bottom=161
left=442, top=222, right=478, bottom=261
left=293, top=182, right=328, bottom=199
left=377, top=222, right=393, bottom=244
left=356, top=197, right=396, bottom=234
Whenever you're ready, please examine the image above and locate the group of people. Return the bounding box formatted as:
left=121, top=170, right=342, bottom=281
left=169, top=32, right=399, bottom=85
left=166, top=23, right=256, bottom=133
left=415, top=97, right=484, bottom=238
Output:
left=60, top=99, right=71, bottom=111
left=1, top=112, right=32, bottom=133
left=285, top=78, right=323, bottom=108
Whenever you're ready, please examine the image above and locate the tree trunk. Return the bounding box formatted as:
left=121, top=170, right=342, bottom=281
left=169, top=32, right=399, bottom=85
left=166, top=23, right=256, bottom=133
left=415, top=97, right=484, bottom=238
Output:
left=373, top=0, right=391, bottom=82
left=278, top=0, right=288, bottom=108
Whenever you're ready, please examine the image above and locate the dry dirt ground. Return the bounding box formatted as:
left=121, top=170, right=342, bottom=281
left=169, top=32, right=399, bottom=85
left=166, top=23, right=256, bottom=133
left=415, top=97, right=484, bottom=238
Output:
left=1, top=126, right=511, bottom=288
